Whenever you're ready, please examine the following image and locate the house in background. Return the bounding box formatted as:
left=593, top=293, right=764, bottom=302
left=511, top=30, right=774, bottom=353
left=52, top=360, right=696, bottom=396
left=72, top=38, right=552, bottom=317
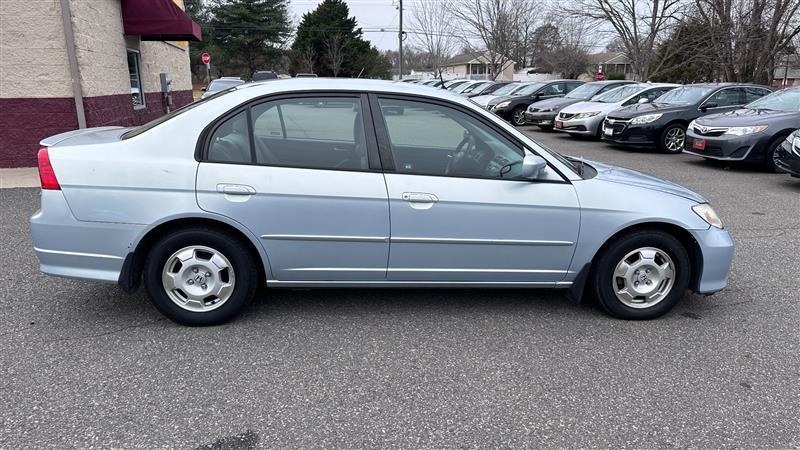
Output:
left=773, top=68, right=800, bottom=88
left=439, top=52, right=516, bottom=81
left=584, top=52, right=635, bottom=81
left=0, top=0, right=200, bottom=168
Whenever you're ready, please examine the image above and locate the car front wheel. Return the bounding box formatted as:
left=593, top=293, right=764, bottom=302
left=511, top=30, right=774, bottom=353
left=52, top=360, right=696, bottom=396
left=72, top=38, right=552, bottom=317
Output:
left=143, top=227, right=258, bottom=326
left=659, top=123, right=686, bottom=154
left=510, top=106, right=527, bottom=126
left=589, top=230, right=690, bottom=319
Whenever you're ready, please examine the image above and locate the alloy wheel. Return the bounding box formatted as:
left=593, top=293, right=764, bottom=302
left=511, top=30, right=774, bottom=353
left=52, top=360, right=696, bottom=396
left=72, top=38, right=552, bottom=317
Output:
left=611, top=247, right=676, bottom=308
left=665, top=127, right=685, bottom=153
left=512, top=108, right=526, bottom=126
left=161, top=245, right=236, bottom=312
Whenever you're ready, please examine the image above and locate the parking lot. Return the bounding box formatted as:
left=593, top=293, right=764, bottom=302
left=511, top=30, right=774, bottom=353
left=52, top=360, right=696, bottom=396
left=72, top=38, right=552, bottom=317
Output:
left=2, top=127, right=800, bottom=448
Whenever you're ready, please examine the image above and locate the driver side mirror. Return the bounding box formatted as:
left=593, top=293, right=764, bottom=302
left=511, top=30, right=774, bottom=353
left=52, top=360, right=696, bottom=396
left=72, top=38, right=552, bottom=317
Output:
left=700, top=102, right=717, bottom=112
left=638, top=97, right=650, bottom=104
left=521, top=155, right=547, bottom=179
left=201, top=87, right=207, bottom=92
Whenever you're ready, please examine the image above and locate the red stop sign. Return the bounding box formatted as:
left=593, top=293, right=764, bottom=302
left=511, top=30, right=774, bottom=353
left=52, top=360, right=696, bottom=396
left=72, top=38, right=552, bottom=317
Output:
left=201, top=53, right=211, bottom=64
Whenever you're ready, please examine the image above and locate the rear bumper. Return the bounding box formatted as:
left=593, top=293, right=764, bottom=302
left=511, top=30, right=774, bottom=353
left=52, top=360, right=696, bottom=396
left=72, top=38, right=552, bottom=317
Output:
left=689, top=226, right=734, bottom=294
left=30, top=190, right=144, bottom=283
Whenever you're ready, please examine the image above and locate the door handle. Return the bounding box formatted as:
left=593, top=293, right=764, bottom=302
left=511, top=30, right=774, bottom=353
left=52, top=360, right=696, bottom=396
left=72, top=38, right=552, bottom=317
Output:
left=402, top=192, right=438, bottom=203
left=216, top=183, right=256, bottom=195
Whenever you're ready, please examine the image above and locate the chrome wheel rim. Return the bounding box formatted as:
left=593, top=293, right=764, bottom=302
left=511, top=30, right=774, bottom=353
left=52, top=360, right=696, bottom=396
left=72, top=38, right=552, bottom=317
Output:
left=612, top=247, right=675, bottom=309
left=665, top=127, right=685, bottom=152
left=513, top=109, right=525, bottom=125
left=161, top=245, right=235, bottom=313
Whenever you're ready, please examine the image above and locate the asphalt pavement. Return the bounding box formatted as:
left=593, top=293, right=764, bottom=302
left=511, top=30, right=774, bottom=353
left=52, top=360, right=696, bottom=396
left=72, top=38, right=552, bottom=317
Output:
left=1, top=127, right=799, bottom=448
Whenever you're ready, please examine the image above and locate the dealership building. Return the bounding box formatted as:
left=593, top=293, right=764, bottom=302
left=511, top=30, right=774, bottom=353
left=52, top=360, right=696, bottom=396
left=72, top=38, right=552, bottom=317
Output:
left=0, top=0, right=200, bottom=168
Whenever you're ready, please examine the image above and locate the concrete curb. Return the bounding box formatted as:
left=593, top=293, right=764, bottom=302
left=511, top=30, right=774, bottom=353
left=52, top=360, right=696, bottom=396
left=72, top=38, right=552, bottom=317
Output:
left=0, top=168, right=39, bottom=189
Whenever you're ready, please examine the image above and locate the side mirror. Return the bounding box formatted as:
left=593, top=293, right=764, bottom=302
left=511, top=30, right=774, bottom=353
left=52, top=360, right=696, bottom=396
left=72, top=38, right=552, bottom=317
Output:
left=201, top=87, right=207, bottom=92
left=700, top=102, right=717, bottom=112
left=638, top=97, right=650, bottom=104
left=521, top=154, right=547, bottom=179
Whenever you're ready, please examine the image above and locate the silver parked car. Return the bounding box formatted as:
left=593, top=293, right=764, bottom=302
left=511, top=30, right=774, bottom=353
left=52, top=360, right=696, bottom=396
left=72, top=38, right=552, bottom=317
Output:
left=31, top=79, right=733, bottom=325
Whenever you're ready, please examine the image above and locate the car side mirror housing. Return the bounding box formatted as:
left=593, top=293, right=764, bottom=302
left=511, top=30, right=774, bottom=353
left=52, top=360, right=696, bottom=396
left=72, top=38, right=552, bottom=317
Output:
left=700, top=102, right=717, bottom=111
left=638, top=97, right=650, bottom=104
left=201, top=87, right=207, bottom=92
left=521, top=154, right=547, bottom=179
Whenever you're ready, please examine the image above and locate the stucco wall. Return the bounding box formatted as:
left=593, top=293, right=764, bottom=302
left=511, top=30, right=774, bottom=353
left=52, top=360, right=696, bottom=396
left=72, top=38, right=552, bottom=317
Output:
left=0, top=0, right=71, bottom=98
left=140, top=41, right=193, bottom=93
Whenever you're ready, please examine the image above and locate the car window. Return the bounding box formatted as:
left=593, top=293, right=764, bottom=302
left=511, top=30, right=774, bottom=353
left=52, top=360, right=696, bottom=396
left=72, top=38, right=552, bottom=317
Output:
left=705, top=88, right=741, bottom=107
left=378, top=98, right=527, bottom=179
left=626, top=87, right=673, bottom=105
left=594, top=85, right=643, bottom=103
left=207, top=111, right=251, bottom=163
left=744, top=87, right=772, bottom=103
left=566, top=82, right=583, bottom=93
left=244, top=97, right=368, bottom=170
left=746, top=88, right=800, bottom=111
left=541, top=83, right=565, bottom=95
left=208, top=79, right=243, bottom=92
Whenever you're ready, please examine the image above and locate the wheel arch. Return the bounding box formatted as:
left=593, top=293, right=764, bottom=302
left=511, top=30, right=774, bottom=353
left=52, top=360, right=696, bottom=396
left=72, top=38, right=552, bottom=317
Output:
left=119, top=214, right=271, bottom=292
left=568, top=221, right=703, bottom=302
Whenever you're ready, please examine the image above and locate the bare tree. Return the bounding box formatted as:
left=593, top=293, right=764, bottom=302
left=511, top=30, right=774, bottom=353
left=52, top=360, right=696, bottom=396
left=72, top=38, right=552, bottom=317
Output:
left=298, top=45, right=316, bottom=74
left=566, top=0, right=685, bottom=80
left=694, top=0, right=800, bottom=84
left=541, top=17, right=592, bottom=78
left=409, top=0, right=458, bottom=76
left=453, top=0, right=540, bottom=79
left=323, top=32, right=347, bottom=77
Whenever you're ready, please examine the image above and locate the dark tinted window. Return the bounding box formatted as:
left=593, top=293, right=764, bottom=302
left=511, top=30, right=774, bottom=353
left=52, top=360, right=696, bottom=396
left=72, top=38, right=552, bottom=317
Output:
left=705, top=88, right=742, bottom=107
left=541, top=83, right=565, bottom=95
left=566, top=82, right=583, bottom=92
left=744, top=87, right=772, bottom=103
left=207, top=111, right=251, bottom=163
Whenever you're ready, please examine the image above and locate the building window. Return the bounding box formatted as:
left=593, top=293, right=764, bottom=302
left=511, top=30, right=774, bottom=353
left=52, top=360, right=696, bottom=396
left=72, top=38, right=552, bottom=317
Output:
left=126, top=49, right=145, bottom=108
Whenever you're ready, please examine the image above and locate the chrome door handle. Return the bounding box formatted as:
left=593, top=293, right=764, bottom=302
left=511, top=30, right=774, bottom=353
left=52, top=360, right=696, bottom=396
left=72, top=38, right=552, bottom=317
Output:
left=402, top=192, right=438, bottom=203
left=216, top=183, right=256, bottom=195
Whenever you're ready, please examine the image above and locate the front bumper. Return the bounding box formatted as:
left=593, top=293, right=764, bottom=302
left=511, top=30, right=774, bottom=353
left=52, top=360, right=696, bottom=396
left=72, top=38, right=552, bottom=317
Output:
left=684, top=130, right=767, bottom=162
left=775, top=137, right=800, bottom=176
left=491, top=106, right=512, bottom=120
left=601, top=119, right=661, bottom=146
left=555, top=115, right=603, bottom=136
left=524, top=111, right=557, bottom=126
left=30, top=190, right=144, bottom=283
left=689, top=226, right=734, bottom=294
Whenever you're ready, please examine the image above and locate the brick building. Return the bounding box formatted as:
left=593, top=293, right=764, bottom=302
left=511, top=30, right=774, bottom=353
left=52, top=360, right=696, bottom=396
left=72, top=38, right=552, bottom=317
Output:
left=0, top=0, right=200, bottom=168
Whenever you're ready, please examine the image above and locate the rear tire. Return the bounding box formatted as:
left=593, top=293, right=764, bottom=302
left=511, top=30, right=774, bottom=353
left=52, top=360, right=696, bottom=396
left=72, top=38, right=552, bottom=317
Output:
left=589, top=230, right=690, bottom=320
left=143, top=227, right=259, bottom=326
left=659, top=123, right=687, bottom=154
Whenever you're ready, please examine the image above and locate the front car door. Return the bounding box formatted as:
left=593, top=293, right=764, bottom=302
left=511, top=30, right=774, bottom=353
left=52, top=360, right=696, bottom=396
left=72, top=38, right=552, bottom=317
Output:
left=700, top=87, right=747, bottom=115
left=371, top=95, right=580, bottom=285
left=195, top=93, right=390, bottom=283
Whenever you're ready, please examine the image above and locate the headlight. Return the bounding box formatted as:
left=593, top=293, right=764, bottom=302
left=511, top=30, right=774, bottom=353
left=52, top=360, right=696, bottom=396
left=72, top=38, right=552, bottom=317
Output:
left=688, top=120, right=697, bottom=130
left=692, top=203, right=723, bottom=229
left=630, top=113, right=663, bottom=124
left=495, top=101, right=510, bottom=109
left=723, top=125, right=768, bottom=136
left=792, top=135, right=800, bottom=157
left=574, top=111, right=600, bottom=119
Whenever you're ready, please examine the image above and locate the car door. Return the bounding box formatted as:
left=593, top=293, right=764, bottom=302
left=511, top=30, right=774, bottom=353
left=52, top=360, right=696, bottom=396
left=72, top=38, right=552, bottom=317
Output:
left=371, top=95, right=580, bottom=284
left=700, top=87, right=746, bottom=115
left=195, top=93, right=390, bottom=282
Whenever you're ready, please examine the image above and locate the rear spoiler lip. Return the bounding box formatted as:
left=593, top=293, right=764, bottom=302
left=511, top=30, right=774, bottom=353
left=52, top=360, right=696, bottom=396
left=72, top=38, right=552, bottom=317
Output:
left=39, top=126, right=125, bottom=147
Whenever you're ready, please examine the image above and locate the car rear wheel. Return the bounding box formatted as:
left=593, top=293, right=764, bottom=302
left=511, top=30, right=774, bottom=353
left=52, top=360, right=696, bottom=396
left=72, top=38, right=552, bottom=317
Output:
left=143, top=227, right=258, bottom=326
left=589, top=230, right=690, bottom=319
left=510, top=106, right=527, bottom=126
left=659, top=123, right=686, bottom=154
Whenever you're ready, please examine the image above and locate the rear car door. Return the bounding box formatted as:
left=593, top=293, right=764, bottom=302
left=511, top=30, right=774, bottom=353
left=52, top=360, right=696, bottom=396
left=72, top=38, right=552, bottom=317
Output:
left=372, top=95, right=580, bottom=284
left=196, top=93, right=390, bottom=282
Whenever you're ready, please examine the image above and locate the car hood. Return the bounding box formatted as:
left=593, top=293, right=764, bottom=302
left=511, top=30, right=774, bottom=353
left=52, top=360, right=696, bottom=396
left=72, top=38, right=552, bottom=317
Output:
left=608, top=102, right=688, bottom=118
left=471, top=95, right=499, bottom=107
left=561, top=100, right=620, bottom=114
left=696, top=107, right=800, bottom=126
left=583, top=159, right=706, bottom=203
left=487, top=95, right=514, bottom=106
left=529, top=97, right=582, bottom=111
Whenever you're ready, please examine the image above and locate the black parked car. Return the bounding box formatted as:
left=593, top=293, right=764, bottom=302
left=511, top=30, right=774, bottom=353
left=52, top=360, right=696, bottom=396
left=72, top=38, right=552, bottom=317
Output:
left=775, top=130, right=800, bottom=177
left=465, top=81, right=513, bottom=98
left=525, top=80, right=636, bottom=130
left=487, top=80, right=584, bottom=126
left=602, top=83, right=773, bottom=153
left=684, top=87, right=800, bottom=171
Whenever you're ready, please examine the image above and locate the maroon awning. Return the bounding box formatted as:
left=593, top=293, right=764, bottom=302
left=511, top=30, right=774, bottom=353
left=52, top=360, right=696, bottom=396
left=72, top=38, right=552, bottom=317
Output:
left=122, top=0, right=202, bottom=41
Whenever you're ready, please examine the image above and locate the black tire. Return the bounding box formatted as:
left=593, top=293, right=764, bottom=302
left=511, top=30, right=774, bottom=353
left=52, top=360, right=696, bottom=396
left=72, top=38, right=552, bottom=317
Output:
left=763, top=137, right=786, bottom=173
left=510, top=106, right=527, bottom=126
left=659, top=123, right=687, bottom=154
left=537, top=125, right=553, bottom=132
left=589, top=230, right=690, bottom=320
left=143, top=227, right=259, bottom=326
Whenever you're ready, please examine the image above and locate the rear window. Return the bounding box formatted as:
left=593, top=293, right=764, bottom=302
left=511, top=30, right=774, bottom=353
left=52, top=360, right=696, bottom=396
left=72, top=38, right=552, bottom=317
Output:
left=121, top=89, right=236, bottom=140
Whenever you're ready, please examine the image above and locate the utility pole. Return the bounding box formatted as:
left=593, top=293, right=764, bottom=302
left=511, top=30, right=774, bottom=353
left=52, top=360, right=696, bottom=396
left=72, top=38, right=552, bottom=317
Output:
left=398, top=0, right=403, bottom=80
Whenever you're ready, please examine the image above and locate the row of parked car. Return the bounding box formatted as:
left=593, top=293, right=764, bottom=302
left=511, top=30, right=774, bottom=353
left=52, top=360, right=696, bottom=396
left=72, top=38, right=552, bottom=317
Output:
left=404, top=78, right=800, bottom=175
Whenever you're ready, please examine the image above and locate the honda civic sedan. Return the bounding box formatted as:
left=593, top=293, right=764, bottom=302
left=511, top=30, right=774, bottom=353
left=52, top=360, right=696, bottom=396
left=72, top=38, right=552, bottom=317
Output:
left=31, top=79, right=733, bottom=325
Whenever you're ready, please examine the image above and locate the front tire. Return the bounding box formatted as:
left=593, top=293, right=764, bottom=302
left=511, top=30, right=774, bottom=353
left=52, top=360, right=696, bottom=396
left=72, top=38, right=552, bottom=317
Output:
left=763, top=137, right=785, bottom=173
left=143, top=227, right=259, bottom=326
left=589, top=230, right=690, bottom=319
left=510, top=106, right=527, bottom=126
left=659, top=123, right=687, bottom=154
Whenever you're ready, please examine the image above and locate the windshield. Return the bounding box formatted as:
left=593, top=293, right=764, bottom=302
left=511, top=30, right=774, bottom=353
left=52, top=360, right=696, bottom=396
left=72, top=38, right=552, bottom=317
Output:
left=489, top=83, right=520, bottom=96
left=593, top=85, right=644, bottom=103
left=566, top=83, right=607, bottom=99
left=458, top=82, right=483, bottom=93
left=512, top=83, right=546, bottom=96
left=655, top=86, right=715, bottom=104
left=207, top=79, right=243, bottom=92
left=469, top=82, right=496, bottom=95
left=746, top=88, right=800, bottom=112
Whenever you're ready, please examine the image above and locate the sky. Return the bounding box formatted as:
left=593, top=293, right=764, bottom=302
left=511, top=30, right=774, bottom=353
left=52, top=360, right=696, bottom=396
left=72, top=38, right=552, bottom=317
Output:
left=289, top=0, right=403, bottom=51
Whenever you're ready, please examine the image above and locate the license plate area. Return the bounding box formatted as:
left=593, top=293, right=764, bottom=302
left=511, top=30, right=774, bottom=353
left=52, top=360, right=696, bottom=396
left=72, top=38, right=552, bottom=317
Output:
left=692, top=138, right=706, bottom=150
left=604, top=127, right=613, bottom=136
left=555, top=121, right=563, bottom=129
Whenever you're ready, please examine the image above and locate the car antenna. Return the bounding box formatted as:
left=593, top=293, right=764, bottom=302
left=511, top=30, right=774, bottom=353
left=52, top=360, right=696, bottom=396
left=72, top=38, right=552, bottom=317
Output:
left=439, top=70, right=446, bottom=89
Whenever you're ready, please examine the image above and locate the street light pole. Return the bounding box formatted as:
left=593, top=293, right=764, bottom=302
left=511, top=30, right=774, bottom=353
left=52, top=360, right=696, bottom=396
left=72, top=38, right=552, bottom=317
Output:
left=398, top=0, right=403, bottom=80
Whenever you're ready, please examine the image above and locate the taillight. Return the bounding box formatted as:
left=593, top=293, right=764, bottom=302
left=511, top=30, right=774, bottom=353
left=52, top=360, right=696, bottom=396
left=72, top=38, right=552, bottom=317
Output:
left=37, top=147, right=60, bottom=190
